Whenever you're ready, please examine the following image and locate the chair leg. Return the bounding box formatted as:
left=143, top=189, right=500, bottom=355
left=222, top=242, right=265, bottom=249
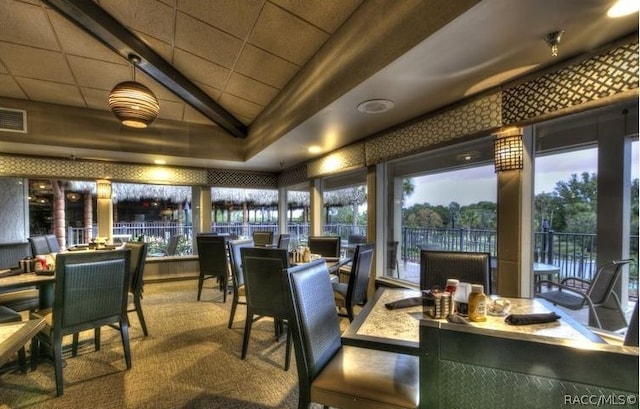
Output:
left=134, top=296, right=149, bottom=336
left=241, top=312, right=253, bottom=360
left=284, top=324, right=292, bottom=372
left=228, top=298, right=238, bottom=329
left=17, top=347, right=27, bottom=373
left=30, top=336, right=39, bottom=371
left=71, top=333, right=79, bottom=356
left=197, top=274, right=204, bottom=301
left=119, top=319, right=132, bottom=369
left=53, top=336, right=64, bottom=396
left=95, top=327, right=101, bottom=351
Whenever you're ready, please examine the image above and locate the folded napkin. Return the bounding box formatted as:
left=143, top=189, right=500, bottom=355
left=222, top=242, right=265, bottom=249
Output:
left=385, top=296, right=423, bottom=310
left=504, top=312, right=561, bottom=325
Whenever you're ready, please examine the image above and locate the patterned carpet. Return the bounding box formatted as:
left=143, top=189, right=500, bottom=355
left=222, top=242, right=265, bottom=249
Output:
left=0, top=280, right=326, bottom=409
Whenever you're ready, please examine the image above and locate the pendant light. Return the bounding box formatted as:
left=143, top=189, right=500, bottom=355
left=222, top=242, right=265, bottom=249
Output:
left=108, top=54, right=160, bottom=128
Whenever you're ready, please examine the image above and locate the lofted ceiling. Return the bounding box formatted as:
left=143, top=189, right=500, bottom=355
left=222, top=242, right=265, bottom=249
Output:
left=0, top=0, right=638, bottom=172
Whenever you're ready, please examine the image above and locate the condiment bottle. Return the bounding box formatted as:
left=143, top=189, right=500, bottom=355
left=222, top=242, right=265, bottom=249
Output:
left=303, top=247, right=311, bottom=262
left=445, top=279, right=459, bottom=296
left=468, top=284, right=487, bottom=322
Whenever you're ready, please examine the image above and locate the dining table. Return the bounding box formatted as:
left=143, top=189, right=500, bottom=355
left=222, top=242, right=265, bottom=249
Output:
left=0, top=271, right=56, bottom=310
left=291, top=256, right=351, bottom=275
left=0, top=318, right=45, bottom=366
left=341, top=287, right=604, bottom=356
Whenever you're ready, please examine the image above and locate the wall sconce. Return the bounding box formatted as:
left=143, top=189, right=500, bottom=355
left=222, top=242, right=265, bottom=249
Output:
left=494, top=135, right=523, bottom=172
left=96, top=180, right=112, bottom=199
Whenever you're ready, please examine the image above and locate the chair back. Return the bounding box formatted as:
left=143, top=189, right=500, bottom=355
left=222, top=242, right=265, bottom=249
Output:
left=346, top=243, right=375, bottom=308
left=308, top=236, right=340, bottom=258
left=166, top=235, right=182, bottom=256
left=624, top=302, right=639, bottom=347
left=124, top=241, right=148, bottom=296
left=45, top=234, right=61, bottom=253
left=420, top=250, right=491, bottom=293
left=53, top=249, right=131, bottom=335
left=240, top=247, right=289, bottom=317
left=29, top=236, right=50, bottom=256
left=286, top=259, right=341, bottom=389
left=348, top=234, right=366, bottom=244
left=252, top=231, right=274, bottom=247
left=277, top=234, right=291, bottom=250
left=587, top=259, right=632, bottom=305
left=196, top=235, right=228, bottom=277
left=228, top=239, right=254, bottom=289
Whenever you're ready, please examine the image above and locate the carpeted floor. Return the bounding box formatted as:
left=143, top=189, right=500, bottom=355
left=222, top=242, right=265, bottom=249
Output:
left=0, top=280, right=328, bottom=409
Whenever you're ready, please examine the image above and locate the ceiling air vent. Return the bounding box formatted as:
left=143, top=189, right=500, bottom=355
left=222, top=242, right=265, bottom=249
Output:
left=0, top=108, right=27, bottom=133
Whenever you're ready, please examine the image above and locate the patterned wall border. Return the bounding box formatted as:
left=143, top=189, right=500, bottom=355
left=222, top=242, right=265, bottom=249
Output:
left=365, top=92, right=502, bottom=166
left=207, top=169, right=277, bottom=188
left=503, top=40, right=639, bottom=125
left=307, top=142, right=366, bottom=179
left=278, top=164, right=308, bottom=187
left=0, top=154, right=208, bottom=184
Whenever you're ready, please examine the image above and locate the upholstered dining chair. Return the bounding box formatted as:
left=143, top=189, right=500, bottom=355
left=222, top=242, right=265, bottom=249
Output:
left=537, top=259, right=632, bottom=329
left=124, top=241, right=149, bottom=335
left=31, top=249, right=132, bottom=396
left=29, top=236, right=50, bottom=256
left=420, top=250, right=491, bottom=294
left=286, top=259, right=419, bottom=409
left=240, top=247, right=292, bottom=370
left=332, top=243, right=374, bottom=322
left=308, top=236, right=341, bottom=258
left=44, top=234, right=60, bottom=253
left=196, top=234, right=229, bottom=302
left=276, top=234, right=291, bottom=250
left=227, top=238, right=254, bottom=328
left=252, top=231, right=274, bottom=247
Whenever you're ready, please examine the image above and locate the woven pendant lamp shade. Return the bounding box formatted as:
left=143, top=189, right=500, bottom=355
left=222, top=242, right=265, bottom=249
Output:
left=109, top=81, right=160, bottom=128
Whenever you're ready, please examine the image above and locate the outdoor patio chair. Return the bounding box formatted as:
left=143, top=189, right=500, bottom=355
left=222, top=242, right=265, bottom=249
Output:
left=536, top=259, right=632, bottom=329
left=286, top=259, right=419, bottom=409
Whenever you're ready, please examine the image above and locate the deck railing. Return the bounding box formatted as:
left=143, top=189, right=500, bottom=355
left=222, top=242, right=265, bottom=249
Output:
left=67, top=222, right=638, bottom=299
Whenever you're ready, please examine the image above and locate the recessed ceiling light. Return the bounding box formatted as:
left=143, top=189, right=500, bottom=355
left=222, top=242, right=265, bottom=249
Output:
left=308, top=146, right=322, bottom=154
left=154, top=159, right=166, bottom=165
left=607, top=0, right=639, bottom=17
left=456, top=151, right=481, bottom=162
left=357, top=99, right=395, bottom=114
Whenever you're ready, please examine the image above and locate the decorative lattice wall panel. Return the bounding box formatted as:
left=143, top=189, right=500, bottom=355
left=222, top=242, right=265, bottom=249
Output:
left=503, top=40, right=639, bottom=125
left=307, top=142, right=365, bottom=179
left=207, top=169, right=277, bottom=188
left=278, top=164, right=307, bottom=187
left=365, top=92, right=502, bottom=166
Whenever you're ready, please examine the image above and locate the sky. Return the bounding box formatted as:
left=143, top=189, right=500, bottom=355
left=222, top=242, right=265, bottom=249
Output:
left=404, top=142, right=639, bottom=207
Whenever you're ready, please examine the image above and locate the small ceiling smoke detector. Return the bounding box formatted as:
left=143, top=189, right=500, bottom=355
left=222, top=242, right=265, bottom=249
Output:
left=545, top=30, right=565, bottom=57
left=357, top=99, right=395, bottom=114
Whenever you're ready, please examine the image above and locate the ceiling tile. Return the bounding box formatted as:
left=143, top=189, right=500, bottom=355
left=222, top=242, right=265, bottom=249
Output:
left=225, top=73, right=278, bottom=107
left=0, top=42, right=74, bottom=84
left=249, top=2, right=329, bottom=66
left=157, top=99, right=186, bottom=121
left=219, top=92, right=263, bottom=122
left=183, top=105, right=215, bottom=125
left=133, top=70, right=183, bottom=103
left=175, top=11, right=243, bottom=69
left=193, top=80, right=222, bottom=101
left=135, top=31, right=174, bottom=64
left=0, top=73, right=27, bottom=99
left=0, top=60, right=8, bottom=74
left=79, top=87, right=111, bottom=111
left=67, top=55, right=129, bottom=90
left=49, top=12, right=123, bottom=64
left=177, top=0, right=263, bottom=39
left=98, top=0, right=175, bottom=44
left=0, top=0, right=60, bottom=50
left=16, top=77, right=85, bottom=107
left=173, top=48, right=230, bottom=91
left=270, top=0, right=363, bottom=33
left=235, top=44, right=299, bottom=89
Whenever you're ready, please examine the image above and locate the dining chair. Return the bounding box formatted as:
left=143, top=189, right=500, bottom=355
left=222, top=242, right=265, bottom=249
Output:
left=30, top=249, right=132, bottom=396
left=347, top=234, right=366, bottom=244
left=227, top=238, right=254, bottom=328
left=536, top=259, right=632, bottom=329
left=286, top=259, right=419, bottom=409
left=252, top=231, right=274, bottom=247
left=44, top=234, right=60, bottom=253
left=276, top=234, right=290, bottom=250
left=332, top=243, right=374, bottom=322
left=124, top=241, right=149, bottom=335
left=196, top=234, right=229, bottom=302
left=239, top=246, right=292, bottom=370
left=420, top=250, right=491, bottom=294
left=29, top=236, right=50, bottom=256
left=307, top=236, right=341, bottom=258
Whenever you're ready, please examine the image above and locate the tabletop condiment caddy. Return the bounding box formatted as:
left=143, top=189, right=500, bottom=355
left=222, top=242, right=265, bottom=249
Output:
left=424, top=278, right=487, bottom=322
